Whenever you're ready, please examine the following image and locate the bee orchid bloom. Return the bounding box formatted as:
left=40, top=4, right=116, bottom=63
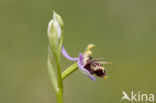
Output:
left=61, top=44, right=110, bottom=81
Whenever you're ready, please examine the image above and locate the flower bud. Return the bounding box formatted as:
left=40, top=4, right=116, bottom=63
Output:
left=53, top=11, right=64, bottom=29
left=47, top=12, right=64, bottom=47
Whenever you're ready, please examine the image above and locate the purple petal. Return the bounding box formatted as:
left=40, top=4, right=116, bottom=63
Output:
left=61, top=46, right=78, bottom=61
left=78, top=53, right=84, bottom=65
left=88, top=74, right=96, bottom=81
left=78, top=53, right=96, bottom=81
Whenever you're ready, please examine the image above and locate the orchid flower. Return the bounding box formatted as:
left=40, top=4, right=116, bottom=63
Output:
left=61, top=44, right=110, bottom=81
left=47, top=11, right=111, bottom=103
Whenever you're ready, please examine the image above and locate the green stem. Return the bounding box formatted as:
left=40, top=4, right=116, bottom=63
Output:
left=56, top=64, right=63, bottom=103
left=54, top=51, right=63, bottom=103
left=61, top=63, right=78, bottom=80
left=56, top=90, right=63, bottom=103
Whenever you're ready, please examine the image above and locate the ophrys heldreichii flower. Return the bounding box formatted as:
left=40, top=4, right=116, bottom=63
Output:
left=61, top=44, right=111, bottom=81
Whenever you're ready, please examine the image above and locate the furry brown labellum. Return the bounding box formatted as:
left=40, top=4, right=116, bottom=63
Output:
left=84, top=57, right=108, bottom=78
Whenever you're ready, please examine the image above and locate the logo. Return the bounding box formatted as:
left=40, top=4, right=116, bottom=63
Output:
left=121, top=91, right=154, bottom=102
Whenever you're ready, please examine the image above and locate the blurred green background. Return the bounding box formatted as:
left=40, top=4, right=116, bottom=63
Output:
left=0, top=0, right=156, bottom=103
